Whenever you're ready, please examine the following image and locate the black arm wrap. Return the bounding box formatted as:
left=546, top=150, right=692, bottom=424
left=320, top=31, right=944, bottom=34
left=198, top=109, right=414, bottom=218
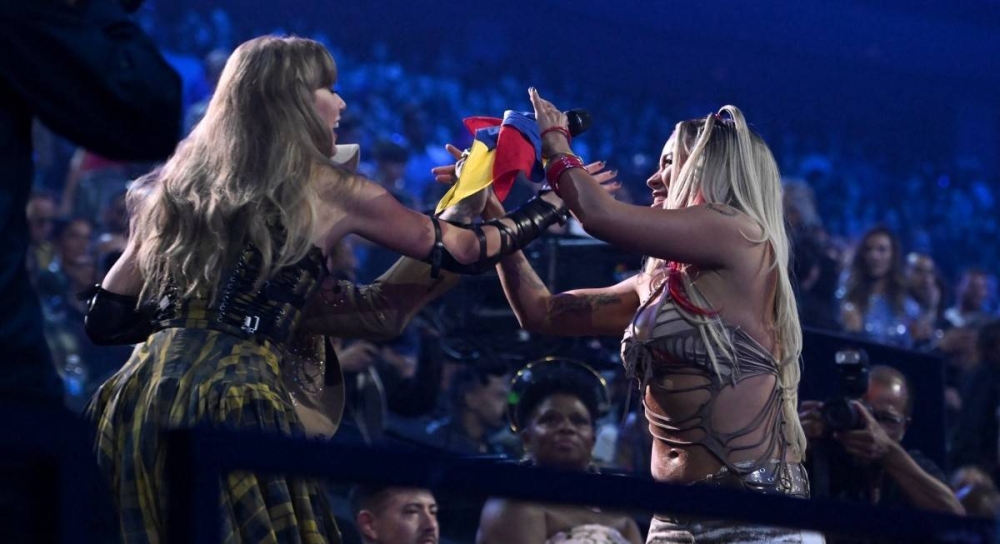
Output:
left=82, top=285, right=155, bottom=346
left=426, top=196, right=570, bottom=276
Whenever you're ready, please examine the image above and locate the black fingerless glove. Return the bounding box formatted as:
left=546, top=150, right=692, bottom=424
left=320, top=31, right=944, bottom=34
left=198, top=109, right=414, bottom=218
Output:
left=81, top=285, right=155, bottom=345
left=426, top=196, right=569, bottom=277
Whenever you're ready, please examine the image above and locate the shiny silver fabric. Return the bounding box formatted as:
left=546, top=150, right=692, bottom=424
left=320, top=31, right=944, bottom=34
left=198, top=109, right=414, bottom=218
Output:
left=646, top=462, right=823, bottom=544
left=693, top=460, right=811, bottom=499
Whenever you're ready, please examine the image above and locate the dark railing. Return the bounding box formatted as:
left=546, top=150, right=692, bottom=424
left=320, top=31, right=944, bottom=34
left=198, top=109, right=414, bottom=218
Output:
left=165, top=427, right=993, bottom=544
left=1, top=404, right=114, bottom=544
left=0, top=403, right=994, bottom=543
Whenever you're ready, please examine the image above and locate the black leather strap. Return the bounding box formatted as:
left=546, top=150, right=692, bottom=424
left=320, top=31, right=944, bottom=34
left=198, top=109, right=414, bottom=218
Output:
left=428, top=215, right=445, bottom=278
left=426, top=196, right=570, bottom=275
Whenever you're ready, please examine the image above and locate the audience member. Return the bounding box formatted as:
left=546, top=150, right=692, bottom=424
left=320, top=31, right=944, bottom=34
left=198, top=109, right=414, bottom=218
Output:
left=350, top=486, right=439, bottom=544
left=425, top=361, right=513, bottom=456
left=25, top=191, right=58, bottom=278
left=949, top=321, right=1000, bottom=481
left=839, top=226, right=921, bottom=348
left=944, top=269, right=995, bottom=329
left=800, top=365, right=964, bottom=515
left=477, top=359, right=642, bottom=543
left=905, top=252, right=944, bottom=347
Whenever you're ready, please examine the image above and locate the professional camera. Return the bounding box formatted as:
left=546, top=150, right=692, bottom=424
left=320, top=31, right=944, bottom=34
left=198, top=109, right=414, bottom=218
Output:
left=820, top=348, right=872, bottom=432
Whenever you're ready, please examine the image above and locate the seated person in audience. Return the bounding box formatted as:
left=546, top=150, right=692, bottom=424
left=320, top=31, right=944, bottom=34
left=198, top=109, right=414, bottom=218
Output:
left=904, top=252, right=944, bottom=347
left=943, top=269, right=994, bottom=329
left=25, top=191, right=58, bottom=278
left=425, top=359, right=514, bottom=456
left=838, top=226, right=921, bottom=348
left=94, top=190, right=130, bottom=270
left=799, top=365, right=964, bottom=515
left=350, top=486, right=440, bottom=544
left=35, top=217, right=94, bottom=302
left=949, top=320, right=1000, bottom=481
left=477, top=359, right=643, bottom=544
left=938, top=269, right=994, bottom=375
left=784, top=179, right=840, bottom=331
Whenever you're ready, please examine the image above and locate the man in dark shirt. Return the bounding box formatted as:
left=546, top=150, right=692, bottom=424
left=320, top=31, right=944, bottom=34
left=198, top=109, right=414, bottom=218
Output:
left=800, top=365, right=964, bottom=515
left=0, top=0, right=181, bottom=406
left=424, top=361, right=514, bottom=457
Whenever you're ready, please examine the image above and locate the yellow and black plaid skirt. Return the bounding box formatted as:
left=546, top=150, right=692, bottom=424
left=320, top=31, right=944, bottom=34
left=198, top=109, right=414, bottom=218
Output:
left=88, top=327, right=340, bottom=543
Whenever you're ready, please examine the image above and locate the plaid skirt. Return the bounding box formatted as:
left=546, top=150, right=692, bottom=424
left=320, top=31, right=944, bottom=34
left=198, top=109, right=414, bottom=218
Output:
left=87, top=327, right=340, bottom=543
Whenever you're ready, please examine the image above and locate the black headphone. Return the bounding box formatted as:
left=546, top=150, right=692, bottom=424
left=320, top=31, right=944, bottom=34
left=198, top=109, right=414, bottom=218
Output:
left=506, top=356, right=611, bottom=433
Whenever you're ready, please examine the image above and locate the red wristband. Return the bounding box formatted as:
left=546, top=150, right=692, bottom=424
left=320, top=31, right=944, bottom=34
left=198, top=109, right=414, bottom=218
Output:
left=545, top=154, right=585, bottom=195
left=540, top=126, right=572, bottom=147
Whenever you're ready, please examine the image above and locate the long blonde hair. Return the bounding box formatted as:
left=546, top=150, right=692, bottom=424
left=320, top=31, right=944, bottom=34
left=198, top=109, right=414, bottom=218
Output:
left=131, top=35, right=350, bottom=304
left=647, top=106, right=806, bottom=458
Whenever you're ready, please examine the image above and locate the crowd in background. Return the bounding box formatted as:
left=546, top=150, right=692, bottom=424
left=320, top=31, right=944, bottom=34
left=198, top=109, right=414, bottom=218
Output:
left=21, top=3, right=1000, bottom=532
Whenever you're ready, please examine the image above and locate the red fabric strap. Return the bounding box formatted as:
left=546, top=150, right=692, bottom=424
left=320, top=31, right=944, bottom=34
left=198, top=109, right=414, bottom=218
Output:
left=545, top=154, right=585, bottom=196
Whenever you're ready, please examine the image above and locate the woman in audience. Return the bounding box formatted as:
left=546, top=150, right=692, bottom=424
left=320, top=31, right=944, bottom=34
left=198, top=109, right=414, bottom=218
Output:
left=477, top=358, right=643, bottom=544
left=838, top=226, right=921, bottom=348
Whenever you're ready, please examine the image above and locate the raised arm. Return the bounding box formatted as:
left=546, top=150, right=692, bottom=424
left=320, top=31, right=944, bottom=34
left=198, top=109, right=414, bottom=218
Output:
left=337, top=174, right=567, bottom=276
left=529, top=88, right=759, bottom=271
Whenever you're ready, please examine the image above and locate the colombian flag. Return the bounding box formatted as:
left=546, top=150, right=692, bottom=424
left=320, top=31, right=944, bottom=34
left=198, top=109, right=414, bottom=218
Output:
left=435, top=111, right=545, bottom=214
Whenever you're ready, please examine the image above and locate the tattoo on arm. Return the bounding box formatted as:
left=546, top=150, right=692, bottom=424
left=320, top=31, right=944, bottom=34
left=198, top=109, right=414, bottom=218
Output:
left=548, top=293, right=621, bottom=317
left=707, top=203, right=737, bottom=217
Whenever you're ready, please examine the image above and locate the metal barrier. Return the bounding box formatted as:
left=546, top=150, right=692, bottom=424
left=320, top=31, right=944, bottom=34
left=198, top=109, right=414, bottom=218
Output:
left=0, top=404, right=115, bottom=544
left=1, top=402, right=993, bottom=543
left=166, top=427, right=994, bottom=544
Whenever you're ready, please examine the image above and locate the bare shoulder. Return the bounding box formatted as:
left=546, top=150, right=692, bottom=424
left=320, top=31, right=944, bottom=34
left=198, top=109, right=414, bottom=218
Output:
left=313, top=163, right=367, bottom=205
left=705, top=202, right=740, bottom=217
left=477, top=498, right=546, bottom=544
left=479, top=497, right=542, bottom=521
left=311, top=165, right=372, bottom=247
left=699, top=203, right=769, bottom=253
left=702, top=203, right=762, bottom=231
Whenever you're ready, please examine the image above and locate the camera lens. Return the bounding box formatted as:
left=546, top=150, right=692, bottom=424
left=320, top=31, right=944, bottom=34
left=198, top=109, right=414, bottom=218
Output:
left=821, top=398, right=864, bottom=432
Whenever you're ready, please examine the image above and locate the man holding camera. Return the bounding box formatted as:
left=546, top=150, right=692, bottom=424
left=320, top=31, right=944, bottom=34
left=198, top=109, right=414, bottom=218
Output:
left=799, top=365, right=964, bottom=515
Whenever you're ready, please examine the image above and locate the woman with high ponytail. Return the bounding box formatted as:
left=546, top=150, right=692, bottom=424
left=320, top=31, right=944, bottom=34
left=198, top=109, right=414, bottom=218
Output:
left=492, top=89, right=815, bottom=542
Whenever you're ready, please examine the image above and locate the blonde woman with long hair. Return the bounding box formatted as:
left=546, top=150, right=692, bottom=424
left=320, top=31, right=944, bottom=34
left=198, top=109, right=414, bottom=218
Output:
left=83, top=37, right=579, bottom=543
left=489, top=89, right=815, bottom=542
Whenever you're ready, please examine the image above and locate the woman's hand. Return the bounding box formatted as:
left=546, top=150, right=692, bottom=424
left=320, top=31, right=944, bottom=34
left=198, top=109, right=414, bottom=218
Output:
left=431, top=143, right=489, bottom=222
left=586, top=160, right=620, bottom=190
left=430, top=143, right=466, bottom=184
left=540, top=160, right=620, bottom=212
left=798, top=400, right=826, bottom=441
left=529, top=87, right=572, bottom=158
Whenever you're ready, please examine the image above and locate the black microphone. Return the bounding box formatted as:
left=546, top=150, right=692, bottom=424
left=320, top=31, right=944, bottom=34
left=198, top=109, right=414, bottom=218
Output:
left=566, top=108, right=592, bottom=136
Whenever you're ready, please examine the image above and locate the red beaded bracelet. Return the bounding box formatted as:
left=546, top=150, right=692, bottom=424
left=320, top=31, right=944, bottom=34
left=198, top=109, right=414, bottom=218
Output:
left=540, top=126, right=572, bottom=146
left=545, top=154, right=585, bottom=195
